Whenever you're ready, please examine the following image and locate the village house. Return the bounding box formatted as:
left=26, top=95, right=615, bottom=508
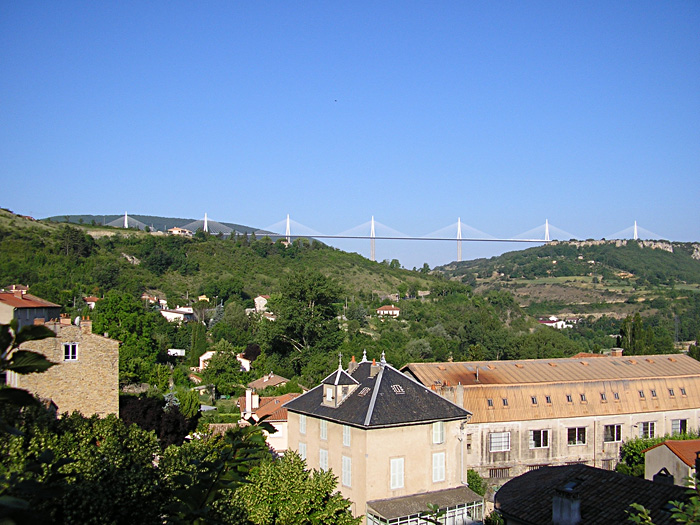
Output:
left=0, top=289, right=61, bottom=330
left=376, top=304, right=400, bottom=318
left=167, top=226, right=193, bottom=237
left=495, top=463, right=691, bottom=525
left=238, top=389, right=301, bottom=453
left=254, top=295, right=270, bottom=313
left=83, top=296, right=101, bottom=310
left=284, top=353, right=484, bottom=522
left=6, top=317, right=119, bottom=417
left=159, top=306, right=194, bottom=322
left=644, top=439, right=700, bottom=486
left=403, top=353, right=700, bottom=486
left=248, top=372, right=290, bottom=392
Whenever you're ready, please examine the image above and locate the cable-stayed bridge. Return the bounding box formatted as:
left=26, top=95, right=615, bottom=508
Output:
left=256, top=216, right=661, bottom=262
left=111, top=212, right=667, bottom=264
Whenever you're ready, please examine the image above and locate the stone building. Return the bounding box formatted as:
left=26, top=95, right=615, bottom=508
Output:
left=285, top=353, right=483, bottom=523
left=403, top=353, right=700, bottom=486
left=6, top=318, right=120, bottom=417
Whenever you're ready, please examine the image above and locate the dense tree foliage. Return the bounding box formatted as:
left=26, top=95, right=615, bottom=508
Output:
left=233, top=452, right=360, bottom=525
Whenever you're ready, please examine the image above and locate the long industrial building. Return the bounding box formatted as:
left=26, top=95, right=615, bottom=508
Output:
left=402, top=352, right=700, bottom=485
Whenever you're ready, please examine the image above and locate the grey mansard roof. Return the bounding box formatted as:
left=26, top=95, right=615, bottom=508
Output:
left=284, top=360, right=471, bottom=429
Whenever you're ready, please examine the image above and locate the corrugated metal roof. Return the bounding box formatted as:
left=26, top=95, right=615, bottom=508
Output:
left=403, top=355, right=700, bottom=423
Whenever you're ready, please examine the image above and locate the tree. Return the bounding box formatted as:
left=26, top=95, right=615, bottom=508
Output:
left=201, top=340, right=247, bottom=396
left=92, top=291, right=166, bottom=384
left=260, top=270, right=343, bottom=374
left=233, top=452, right=360, bottom=525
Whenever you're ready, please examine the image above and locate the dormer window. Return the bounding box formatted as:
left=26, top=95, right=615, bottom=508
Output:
left=325, top=387, right=334, bottom=402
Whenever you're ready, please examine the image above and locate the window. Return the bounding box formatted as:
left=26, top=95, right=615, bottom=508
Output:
left=487, top=398, right=494, bottom=407
left=299, top=414, right=306, bottom=435
left=489, top=467, right=510, bottom=479
left=545, top=395, right=552, bottom=404
left=320, top=419, right=327, bottom=440
left=681, top=387, right=687, bottom=396
left=672, top=419, right=688, bottom=435
left=580, top=393, right=586, bottom=402
left=502, top=398, right=508, bottom=407
left=390, top=458, right=404, bottom=489
left=342, top=456, right=352, bottom=487
left=639, top=390, right=645, bottom=399
left=489, top=432, right=510, bottom=452
left=604, top=424, right=622, bottom=443
left=600, top=393, right=607, bottom=402
left=343, top=425, right=351, bottom=447
left=529, top=429, right=549, bottom=449
left=432, top=422, right=445, bottom=444
left=567, top=427, right=586, bottom=445
left=614, top=392, right=620, bottom=400
left=63, top=342, right=78, bottom=361
left=639, top=422, right=656, bottom=439
left=531, top=396, right=538, bottom=405
left=391, top=384, right=405, bottom=394
left=319, top=449, right=328, bottom=471
left=669, top=388, right=675, bottom=397
left=432, top=452, right=446, bottom=482
left=566, top=394, right=573, bottom=403
left=602, top=459, right=616, bottom=471
left=298, top=442, right=307, bottom=460
left=325, top=387, right=333, bottom=401
left=651, top=389, right=657, bottom=398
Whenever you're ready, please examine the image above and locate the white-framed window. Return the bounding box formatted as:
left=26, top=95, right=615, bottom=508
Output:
left=390, top=457, right=404, bottom=489
left=529, top=429, right=549, bottom=449
left=343, top=424, right=351, bottom=447
left=672, top=419, right=688, bottom=435
left=299, top=414, right=306, bottom=435
left=319, top=449, right=328, bottom=471
left=63, top=342, right=78, bottom=361
left=639, top=421, right=656, bottom=439
left=604, top=424, right=622, bottom=443
left=298, top=442, right=307, bottom=460
left=325, top=386, right=333, bottom=402
left=567, top=427, right=586, bottom=445
left=432, top=421, right=445, bottom=444
left=342, top=456, right=352, bottom=487
left=320, top=419, right=327, bottom=440
left=432, top=452, right=446, bottom=482
left=489, top=432, right=510, bottom=452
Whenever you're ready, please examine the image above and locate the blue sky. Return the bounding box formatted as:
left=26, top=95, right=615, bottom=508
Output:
left=2, top=2, right=698, bottom=268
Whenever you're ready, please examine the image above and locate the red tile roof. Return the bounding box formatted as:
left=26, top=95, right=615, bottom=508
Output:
left=238, top=393, right=301, bottom=422
left=645, top=439, right=700, bottom=467
left=0, top=292, right=60, bottom=309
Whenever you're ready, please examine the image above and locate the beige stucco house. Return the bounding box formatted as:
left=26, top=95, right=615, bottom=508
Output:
left=238, top=390, right=301, bottom=454
left=6, top=318, right=119, bottom=417
left=404, top=353, right=700, bottom=486
left=0, top=290, right=61, bottom=331
left=644, top=439, right=700, bottom=486
left=285, top=353, right=483, bottom=523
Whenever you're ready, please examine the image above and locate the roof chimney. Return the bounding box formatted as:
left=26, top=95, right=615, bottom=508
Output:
left=370, top=359, right=380, bottom=378
left=552, top=482, right=581, bottom=525
left=13, top=290, right=23, bottom=299
left=348, top=355, right=358, bottom=375
left=80, top=317, right=92, bottom=335
left=610, top=347, right=624, bottom=357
